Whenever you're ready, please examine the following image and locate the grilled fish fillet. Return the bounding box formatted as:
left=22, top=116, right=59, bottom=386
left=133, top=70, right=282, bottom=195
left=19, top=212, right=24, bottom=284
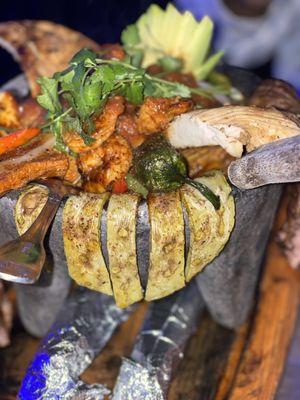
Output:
left=0, top=21, right=100, bottom=97
left=167, top=105, right=300, bottom=157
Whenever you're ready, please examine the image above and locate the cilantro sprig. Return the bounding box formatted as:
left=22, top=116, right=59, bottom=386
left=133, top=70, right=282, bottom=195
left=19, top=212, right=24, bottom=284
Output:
left=37, top=48, right=220, bottom=154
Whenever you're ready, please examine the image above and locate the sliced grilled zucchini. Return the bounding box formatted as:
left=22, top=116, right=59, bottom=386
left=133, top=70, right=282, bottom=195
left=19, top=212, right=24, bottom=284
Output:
left=145, top=190, right=185, bottom=301
left=14, top=184, right=49, bottom=234
left=15, top=172, right=234, bottom=307
left=107, top=193, right=143, bottom=307
left=62, top=192, right=112, bottom=295
left=181, top=170, right=235, bottom=281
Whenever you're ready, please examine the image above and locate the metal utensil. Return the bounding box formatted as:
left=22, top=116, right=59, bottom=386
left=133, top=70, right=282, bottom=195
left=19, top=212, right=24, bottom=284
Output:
left=0, top=179, right=80, bottom=284
left=228, top=135, right=300, bottom=189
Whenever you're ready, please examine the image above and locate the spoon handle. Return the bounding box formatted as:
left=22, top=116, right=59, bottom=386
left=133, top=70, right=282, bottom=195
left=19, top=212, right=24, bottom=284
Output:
left=21, top=191, right=62, bottom=242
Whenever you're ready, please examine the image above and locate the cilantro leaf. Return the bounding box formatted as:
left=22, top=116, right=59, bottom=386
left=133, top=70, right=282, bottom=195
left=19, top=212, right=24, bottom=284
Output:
left=91, top=65, right=115, bottom=84
left=37, top=77, right=61, bottom=114
left=52, top=119, right=69, bottom=154
left=165, top=82, right=191, bottom=98
left=144, top=77, right=191, bottom=98
left=110, top=63, right=129, bottom=80
left=124, top=81, right=144, bottom=105
left=82, top=78, right=103, bottom=115
left=64, top=115, right=95, bottom=146
left=70, top=48, right=97, bottom=66
left=37, top=50, right=217, bottom=156
left=121, top=24, right=144, bottom=67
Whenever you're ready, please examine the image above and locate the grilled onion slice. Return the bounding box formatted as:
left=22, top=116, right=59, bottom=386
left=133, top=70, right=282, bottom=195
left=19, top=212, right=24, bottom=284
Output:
left=145, top=190, right=185, bottom=301
left=107, top=193, right=143, bottom=307
left=181, top=171, right=235, bottom=281
left=62, top=192, right=112, bottom=295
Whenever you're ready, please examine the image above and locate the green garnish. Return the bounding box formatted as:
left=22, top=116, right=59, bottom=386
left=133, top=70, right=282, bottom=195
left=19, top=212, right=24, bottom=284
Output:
left=0, top=126, right=15, bottom=133
left=157, top=55, right=183, bottom=73
left=125, top=173, right=149, bottom=199
left=207, top=71, right=232, bottom=91
left=37, top=48, right=220, bottom=154
left=127, top=134, right=220, bottom=209
left=121, top=4, right=225, bottom=80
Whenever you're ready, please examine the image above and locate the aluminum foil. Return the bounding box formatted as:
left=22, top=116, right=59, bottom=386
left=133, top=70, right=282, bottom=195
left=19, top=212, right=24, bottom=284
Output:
left=18, top=287, right=134, bottom=399
left=113, top=280, right=205, bottom=399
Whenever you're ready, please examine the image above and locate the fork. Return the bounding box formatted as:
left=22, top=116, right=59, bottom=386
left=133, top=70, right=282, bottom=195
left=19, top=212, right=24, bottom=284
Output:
left=0, top=179, right=80, bottom=284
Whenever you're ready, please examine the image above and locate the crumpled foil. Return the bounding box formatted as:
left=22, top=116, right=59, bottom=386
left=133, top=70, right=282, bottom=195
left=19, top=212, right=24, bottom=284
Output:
left=113, top=280, right=205, bottom=399
left=18, top=287, right=134, bottom=400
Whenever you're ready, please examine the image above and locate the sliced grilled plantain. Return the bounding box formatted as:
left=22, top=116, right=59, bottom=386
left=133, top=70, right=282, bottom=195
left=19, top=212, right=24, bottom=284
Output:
left=145, top=190, right=185, bottom=301
left=62, top=192, right=112, bottom=295
left=106, top=193, right=143, bottom=307
left=181, top=170, right=235, bottom=281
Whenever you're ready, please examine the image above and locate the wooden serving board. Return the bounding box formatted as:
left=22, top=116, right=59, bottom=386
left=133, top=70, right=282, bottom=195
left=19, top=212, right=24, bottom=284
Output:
left=0, top=192, right=299, bottom=400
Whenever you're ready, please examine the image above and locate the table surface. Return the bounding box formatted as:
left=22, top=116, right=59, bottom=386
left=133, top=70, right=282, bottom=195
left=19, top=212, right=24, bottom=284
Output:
left=277, top=311, right=300, bottom=400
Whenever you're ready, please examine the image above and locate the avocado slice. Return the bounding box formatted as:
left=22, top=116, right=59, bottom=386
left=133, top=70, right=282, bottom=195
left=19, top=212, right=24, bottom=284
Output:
left=186, top=16, right=213, bottom=70
left=124, top=3, right=223, bottom=80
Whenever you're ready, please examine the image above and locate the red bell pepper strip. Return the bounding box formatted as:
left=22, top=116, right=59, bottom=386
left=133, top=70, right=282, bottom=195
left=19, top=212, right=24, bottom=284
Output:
left=112, top=176, right=128, bottom=194
left=0, top=128, right=40, bottom=155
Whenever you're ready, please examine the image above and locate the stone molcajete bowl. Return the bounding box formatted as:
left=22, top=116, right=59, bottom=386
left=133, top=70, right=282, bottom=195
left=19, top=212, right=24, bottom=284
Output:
left=0, top=70, right=282, bottom=337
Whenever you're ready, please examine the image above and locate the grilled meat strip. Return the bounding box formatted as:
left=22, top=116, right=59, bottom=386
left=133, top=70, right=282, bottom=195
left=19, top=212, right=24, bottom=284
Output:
left=117, top=96, right=193, bottom=147
left=83, top=134, right=132, bottom=191
left=249, top=79, right=300, bottom=114
left=0, top=134, right=71, bottom=195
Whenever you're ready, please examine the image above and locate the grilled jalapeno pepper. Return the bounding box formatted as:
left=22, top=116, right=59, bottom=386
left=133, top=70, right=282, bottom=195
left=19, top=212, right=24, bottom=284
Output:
left=127, top=134, right=220, bottom=209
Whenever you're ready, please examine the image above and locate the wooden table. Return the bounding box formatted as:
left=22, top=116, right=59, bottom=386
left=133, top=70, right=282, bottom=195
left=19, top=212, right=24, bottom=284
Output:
left=0, top=194, right=299, bottom=399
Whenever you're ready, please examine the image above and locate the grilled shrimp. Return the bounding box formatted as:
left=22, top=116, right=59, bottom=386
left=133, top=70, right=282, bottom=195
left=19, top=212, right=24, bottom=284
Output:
left=137, top=96, right=193, bottom=135
left=81, top=134, right=132, bottom=192
left=64, top=96, right=125, bottom=153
